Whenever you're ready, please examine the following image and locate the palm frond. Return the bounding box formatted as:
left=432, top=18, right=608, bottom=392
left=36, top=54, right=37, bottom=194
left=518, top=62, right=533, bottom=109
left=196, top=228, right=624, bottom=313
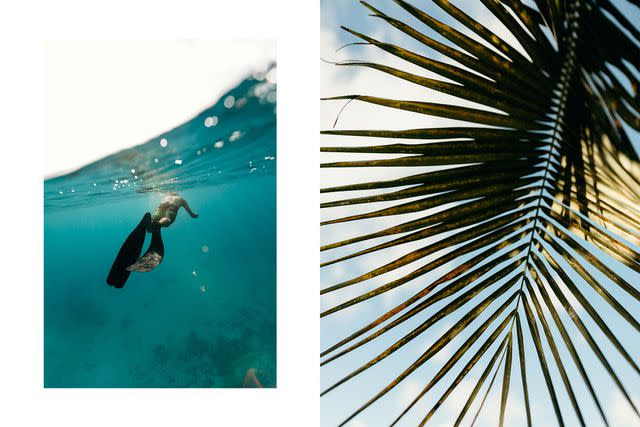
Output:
left=321, top=0, right=640, bottom=425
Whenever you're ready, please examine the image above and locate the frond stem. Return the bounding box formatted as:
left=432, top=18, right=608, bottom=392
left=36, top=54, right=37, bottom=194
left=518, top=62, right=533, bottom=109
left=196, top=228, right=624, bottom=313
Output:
left=508, top=0, right=583, bottom=336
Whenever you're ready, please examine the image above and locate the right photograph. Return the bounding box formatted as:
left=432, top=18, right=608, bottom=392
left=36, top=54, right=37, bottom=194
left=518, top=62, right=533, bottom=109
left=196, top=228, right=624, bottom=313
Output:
left=321, top=1, right=640, bottom=426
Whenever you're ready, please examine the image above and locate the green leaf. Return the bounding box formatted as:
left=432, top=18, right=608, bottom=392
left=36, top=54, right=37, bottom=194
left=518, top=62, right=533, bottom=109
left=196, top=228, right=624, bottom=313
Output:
left=498, top=332, right=513, bottom=427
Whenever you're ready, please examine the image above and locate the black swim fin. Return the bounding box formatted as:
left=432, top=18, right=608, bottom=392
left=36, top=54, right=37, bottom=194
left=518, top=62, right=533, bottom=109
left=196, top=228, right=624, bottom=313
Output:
left=107, top=213, right=151, bottom=288
left=126, top=227, right=164, bottom=272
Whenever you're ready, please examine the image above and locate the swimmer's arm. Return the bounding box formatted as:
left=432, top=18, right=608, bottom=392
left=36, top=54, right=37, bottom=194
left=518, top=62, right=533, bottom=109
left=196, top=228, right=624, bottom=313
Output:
left=181, top=199, right=199, bottom=218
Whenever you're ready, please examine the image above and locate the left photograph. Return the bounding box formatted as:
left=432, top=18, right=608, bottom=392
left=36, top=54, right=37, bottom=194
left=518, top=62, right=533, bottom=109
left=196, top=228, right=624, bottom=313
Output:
left=44, top=40, right=276, bottom=388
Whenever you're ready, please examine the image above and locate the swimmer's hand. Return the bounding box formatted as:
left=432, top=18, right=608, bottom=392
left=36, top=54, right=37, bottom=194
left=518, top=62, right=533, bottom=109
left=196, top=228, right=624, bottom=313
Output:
left=181, top=199, right=199, bottom=218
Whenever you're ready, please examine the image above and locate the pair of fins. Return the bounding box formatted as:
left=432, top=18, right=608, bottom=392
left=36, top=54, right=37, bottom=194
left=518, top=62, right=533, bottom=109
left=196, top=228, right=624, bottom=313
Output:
left=106, top=213, right=164, bottom=288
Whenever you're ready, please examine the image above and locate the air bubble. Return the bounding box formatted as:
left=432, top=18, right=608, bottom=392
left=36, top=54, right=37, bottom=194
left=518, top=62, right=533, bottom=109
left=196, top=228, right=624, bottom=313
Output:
left=204, top=116, right=218, bottom=127
left=266, top=68, right=277, bottom=84
left=229, top=131, right=241, bottom=142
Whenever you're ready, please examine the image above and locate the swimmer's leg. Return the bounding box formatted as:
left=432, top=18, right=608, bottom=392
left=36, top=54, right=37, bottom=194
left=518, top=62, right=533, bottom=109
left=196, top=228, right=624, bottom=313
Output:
left=107, top=213, right=151, bottom=288
left=242, top=368, right=264, bottom=388
left=126, top=226, right=165, bottom=272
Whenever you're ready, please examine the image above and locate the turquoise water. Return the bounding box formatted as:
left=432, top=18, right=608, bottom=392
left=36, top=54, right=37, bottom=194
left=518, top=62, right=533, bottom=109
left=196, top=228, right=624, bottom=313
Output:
left=44, top=65, right=277, bottom=388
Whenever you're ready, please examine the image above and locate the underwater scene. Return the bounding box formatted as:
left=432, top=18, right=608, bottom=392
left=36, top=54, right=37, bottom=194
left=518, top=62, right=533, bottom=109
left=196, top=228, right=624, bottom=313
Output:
left=44, top=64, right=276, bottom=388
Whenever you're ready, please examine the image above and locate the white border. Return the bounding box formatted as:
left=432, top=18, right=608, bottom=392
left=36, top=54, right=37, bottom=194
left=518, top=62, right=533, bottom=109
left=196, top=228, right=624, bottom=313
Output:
left=0, top=1, right=319, bottom=426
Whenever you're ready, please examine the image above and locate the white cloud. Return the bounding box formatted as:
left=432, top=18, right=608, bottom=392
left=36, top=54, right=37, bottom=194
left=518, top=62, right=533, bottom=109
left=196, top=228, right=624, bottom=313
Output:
left=611, top=390, right=640, bottom=427
left=351, top=419, right=368, bottom=427
left=399, top=378, right=424, bottom=407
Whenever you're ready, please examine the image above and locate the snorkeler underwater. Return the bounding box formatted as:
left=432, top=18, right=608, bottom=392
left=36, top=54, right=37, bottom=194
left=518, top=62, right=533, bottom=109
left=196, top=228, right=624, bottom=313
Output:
left=44, top=41, right=276, bottom=388
left=107, top=194, right=199, bottom=288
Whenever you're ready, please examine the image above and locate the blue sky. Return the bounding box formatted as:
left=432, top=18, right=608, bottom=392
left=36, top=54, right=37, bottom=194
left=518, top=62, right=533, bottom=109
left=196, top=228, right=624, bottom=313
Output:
left=320, top=1, right=640, bottom=426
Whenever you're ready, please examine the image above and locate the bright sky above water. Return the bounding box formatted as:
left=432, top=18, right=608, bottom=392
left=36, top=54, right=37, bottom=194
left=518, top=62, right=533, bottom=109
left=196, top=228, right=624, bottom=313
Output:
left=44, top=40, right=275, bottom=178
